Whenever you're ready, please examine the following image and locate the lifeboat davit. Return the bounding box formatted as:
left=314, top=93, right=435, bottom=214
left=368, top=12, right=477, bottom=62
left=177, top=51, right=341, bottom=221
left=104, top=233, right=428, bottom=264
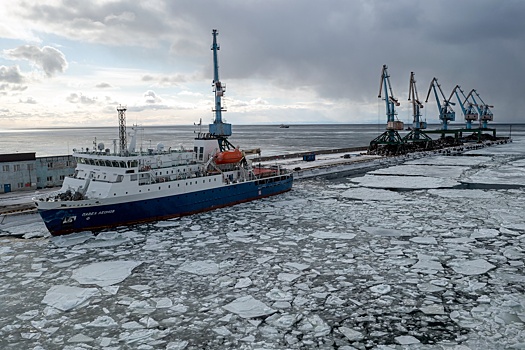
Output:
left=214, top=149, right=243, bottom=164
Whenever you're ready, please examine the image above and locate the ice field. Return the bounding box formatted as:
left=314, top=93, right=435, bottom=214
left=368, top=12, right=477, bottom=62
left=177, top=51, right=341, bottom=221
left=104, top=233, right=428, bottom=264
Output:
left=1, top=139, right=525, bottom=349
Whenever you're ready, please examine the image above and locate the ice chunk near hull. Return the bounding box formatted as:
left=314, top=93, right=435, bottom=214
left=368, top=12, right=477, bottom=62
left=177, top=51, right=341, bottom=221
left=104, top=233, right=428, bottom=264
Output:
left=72, top=260, right=142, bottom=286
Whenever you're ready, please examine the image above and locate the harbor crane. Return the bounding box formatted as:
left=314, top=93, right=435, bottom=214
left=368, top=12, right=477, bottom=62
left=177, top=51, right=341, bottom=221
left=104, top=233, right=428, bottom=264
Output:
left=449, top=85, right=478, bottom=129
left=425, top=77, right=455, bottom=130
left=465, top=89, right=493, bottom=129
left=208, top=29, right=234, bottom=151
left=369, top=65, right=405, bottom=153
left=404, top=72, right=432, bottom=143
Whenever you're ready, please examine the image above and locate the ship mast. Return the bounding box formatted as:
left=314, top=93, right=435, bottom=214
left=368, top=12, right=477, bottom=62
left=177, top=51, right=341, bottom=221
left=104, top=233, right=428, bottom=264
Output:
left=117, top=105, right=127, bottom=156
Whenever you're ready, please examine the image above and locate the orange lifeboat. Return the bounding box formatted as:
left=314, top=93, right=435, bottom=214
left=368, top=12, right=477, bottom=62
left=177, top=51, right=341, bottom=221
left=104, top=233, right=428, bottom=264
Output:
left=214, top=148, right=243, bottom=164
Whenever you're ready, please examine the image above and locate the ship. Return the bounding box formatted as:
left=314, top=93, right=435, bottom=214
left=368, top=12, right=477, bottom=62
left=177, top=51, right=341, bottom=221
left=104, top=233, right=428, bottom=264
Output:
left=32, top=29, right=293, bottom=236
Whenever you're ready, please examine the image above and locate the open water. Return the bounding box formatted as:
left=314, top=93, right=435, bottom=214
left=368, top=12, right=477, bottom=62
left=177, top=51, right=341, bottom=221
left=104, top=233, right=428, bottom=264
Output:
left=0, top=123, right=525, bottom=349
left=0, top=123, right=518, bottom=157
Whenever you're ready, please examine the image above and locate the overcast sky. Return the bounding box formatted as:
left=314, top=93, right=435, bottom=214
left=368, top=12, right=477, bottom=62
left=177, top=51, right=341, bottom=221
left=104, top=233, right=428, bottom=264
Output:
left=0, top=0, right=524, bottom=128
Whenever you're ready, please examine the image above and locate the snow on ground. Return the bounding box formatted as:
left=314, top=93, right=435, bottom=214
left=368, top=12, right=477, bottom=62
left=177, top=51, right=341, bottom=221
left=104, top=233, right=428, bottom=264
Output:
left=1, top=141, right=525, bottom=349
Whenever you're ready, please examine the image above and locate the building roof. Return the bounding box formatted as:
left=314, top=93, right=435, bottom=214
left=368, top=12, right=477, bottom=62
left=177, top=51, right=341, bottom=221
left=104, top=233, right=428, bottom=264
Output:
left=0, top=153, right=36, bottom=163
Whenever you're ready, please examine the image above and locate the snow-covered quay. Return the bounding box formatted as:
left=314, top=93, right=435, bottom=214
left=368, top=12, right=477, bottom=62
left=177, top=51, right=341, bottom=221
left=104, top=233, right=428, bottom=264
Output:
left=1, top=139, right=525, bottom=349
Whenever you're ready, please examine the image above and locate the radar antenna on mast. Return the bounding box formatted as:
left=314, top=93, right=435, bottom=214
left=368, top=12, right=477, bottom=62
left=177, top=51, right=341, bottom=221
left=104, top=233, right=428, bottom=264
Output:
left=117, top=105, right=127, bottom=156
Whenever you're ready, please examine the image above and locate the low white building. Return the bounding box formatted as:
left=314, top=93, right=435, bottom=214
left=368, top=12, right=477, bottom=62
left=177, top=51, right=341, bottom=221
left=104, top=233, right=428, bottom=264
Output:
left=0, top=153, right=76, bottom=193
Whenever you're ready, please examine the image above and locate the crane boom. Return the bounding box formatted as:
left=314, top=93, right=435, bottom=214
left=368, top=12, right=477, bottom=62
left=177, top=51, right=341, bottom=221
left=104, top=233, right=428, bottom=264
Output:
left=369, top=65, right=405, bottom=151
left=425, top=77, right=455, bottom=130
left=449, top=85, right=478, bottom=129
left=378, top=65, right=402, bottom=130
left=408, top=72, right=426, bottom=131
left=465, top=89, right=493, bottom=128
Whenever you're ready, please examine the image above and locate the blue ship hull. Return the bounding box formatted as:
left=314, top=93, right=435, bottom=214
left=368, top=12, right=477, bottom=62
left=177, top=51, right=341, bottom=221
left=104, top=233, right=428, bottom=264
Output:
left=38, top=175, right=293, bottom=236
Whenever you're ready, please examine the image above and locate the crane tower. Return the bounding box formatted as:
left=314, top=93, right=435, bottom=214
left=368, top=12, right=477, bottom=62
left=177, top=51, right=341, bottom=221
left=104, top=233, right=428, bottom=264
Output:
left=425, top=78, right=455, bottom=130
left=465, top=89, right=494, bottom=129
left=403, top=72, right=432, bottom=144
left=369, top=65, right=405, bottom=155
left=208, top=29, right=233, bottom=152
left=449, top=85, right=478, bottom=129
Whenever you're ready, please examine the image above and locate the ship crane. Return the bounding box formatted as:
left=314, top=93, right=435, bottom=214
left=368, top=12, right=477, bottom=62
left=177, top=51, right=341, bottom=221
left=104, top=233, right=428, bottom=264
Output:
left=465, top=89, right=493, bottom=129
left=369, top=65, right=405, bottom=154
left=208, top=29, right=234, bottom=152
left=449, top=85, right=478, bottom=129
left=404, top=72, right=432, bottom=143
left=425, top=77, right=455, bottom=130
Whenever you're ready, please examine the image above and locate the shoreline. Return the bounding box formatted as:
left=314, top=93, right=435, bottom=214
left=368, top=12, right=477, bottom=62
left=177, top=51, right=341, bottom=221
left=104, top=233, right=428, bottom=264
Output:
left=0, top=139, right=510, bottom=217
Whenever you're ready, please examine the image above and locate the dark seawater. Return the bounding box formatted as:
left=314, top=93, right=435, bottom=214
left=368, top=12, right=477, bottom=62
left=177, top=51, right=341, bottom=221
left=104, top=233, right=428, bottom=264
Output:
left=0, top=123, right=520, bottom=157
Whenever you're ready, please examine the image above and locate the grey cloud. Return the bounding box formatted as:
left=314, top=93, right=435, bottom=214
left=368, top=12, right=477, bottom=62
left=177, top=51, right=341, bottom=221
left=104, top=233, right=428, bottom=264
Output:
left=19, top=96, right=37, bottom=104
left=4, top=45, right=68, bottom=77
left=0, top=83, right=28, bottom=92
left=66, top=93, right=97, bottom=104
left=0, top=65, right=26, bottom=84
left=20, top=1, right=177, bottom=47
left=104, top=11, right=135, bottom=24
left=144, top=90, right=161, bottom=104
left=128, top=104, right=172, bottom=112
left=141, top=74, right=187, bottom=86
left=12, top=0, right=525, bottom=123
left=96, top=82, right=112, bottom=88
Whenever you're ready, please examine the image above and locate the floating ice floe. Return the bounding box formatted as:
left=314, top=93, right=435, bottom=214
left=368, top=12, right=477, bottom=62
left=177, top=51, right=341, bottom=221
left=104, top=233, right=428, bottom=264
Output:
left=285, top=262, right=310, bottom=271
left=311, top=231, right=356, bottom=239
left=234, top=277, right=252, bottom=288
left=42, top=285, right=99, bottom=311
left=338, top=327, right=364, bottom=341
left=166, top=340, right=189, bottom=350
left=411, top=254, right=444, bottom=272
left=155, top=297, right=173, bottom=308
left=420, top=304, right=445, bottom=315
left=178, top=260, right=219, bottom=275
left=266, top=288, right=294, bottom=301
left=370, top=284, right=391, bottom=295
left=226, top=231, right=257, bottom=243
left=405, top=155, right=492, bottom=166
left=341, top=187, right=403, bottom=201
left=351, top=174, right=460, bottom=189
left=370, top=164, right=468, bottom=179
left=427, top=188, right=497, bottom=199
left=470, top=228, right=500, bottom=239
left=465, top=143, right=524, bottom=156
left=410, top=236, right=437, bottom=245
left=50, top=231, right=94, bottom=247
left=448, top=259, right=496, bottom=275
left=222, top=295, right=276, bottom=318
left=462, top=166, right=525, bottom=187
left=278, top=272, right=301, bottom=282
left=72, top=260, right=142, bottom=286
left=395, top=335, right=420, bottom=345
left=87, top=315, right=118, bottom=328
left=266, top=313, right=300, bottom=329
left=298, top=314, right=331, bottom=337
left=361, top=226, right=411, bottom=237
